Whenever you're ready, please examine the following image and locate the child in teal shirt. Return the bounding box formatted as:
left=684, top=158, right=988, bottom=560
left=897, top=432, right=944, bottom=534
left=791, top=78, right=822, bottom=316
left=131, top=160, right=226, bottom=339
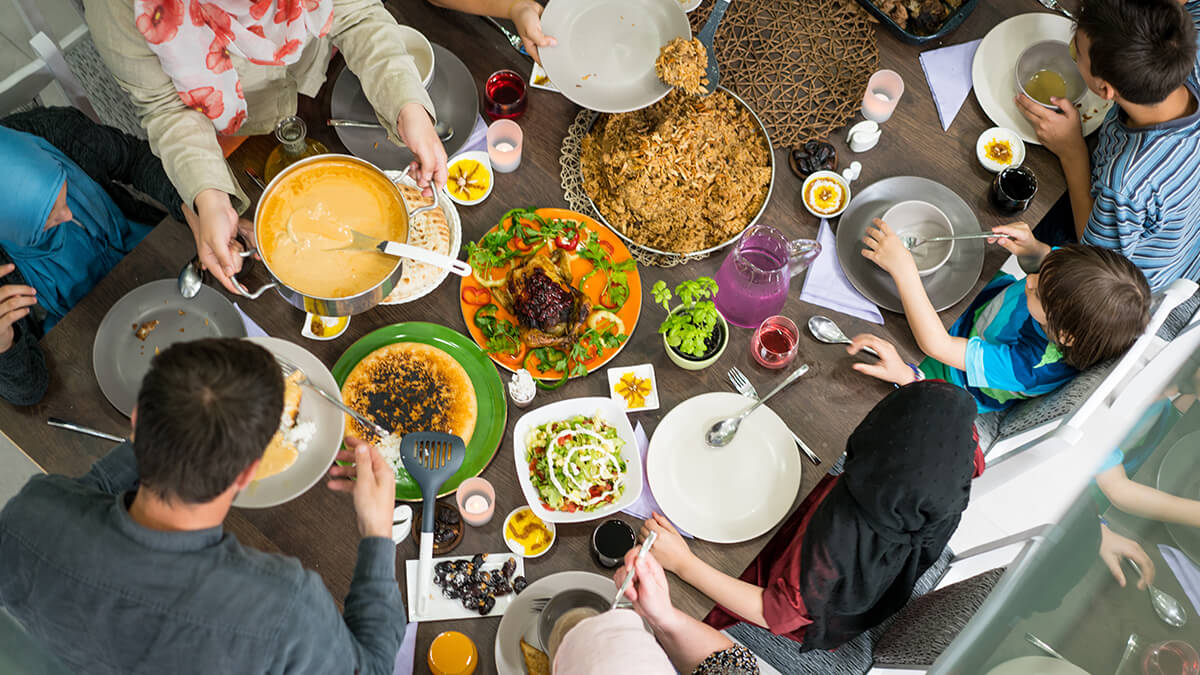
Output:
left=849, top=221, right=1151, bottom=413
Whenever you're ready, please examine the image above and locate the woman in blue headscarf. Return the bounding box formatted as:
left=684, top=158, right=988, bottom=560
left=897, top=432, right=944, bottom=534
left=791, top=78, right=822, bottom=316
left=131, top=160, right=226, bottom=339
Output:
left=0, top=107, right=183, bottom=405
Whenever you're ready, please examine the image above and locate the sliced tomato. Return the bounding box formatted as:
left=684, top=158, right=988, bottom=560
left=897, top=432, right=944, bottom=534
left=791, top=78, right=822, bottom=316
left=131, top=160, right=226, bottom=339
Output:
left=604, top=495, right=615, bottom=503
left=557, top=434, right=573, bottom=446
left=588, top=485, right=603, bottom=498
left=564, top=503, right=578, bottom=512
left=555, top=229, right=580, bottom=250
left=461, top=286, right=492, bottom=306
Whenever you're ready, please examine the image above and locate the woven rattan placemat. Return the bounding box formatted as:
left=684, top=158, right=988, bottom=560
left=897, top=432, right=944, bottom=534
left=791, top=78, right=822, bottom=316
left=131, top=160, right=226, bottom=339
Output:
left=688, top=0, right=879, bottom=146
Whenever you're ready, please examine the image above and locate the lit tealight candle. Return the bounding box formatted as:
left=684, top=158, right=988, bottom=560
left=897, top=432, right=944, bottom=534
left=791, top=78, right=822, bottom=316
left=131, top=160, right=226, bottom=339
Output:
left=486, top=119, right=523, bottom=174
left=861, top=69, right=905, bottom=123
left=455, top=477, right=496, bottom=527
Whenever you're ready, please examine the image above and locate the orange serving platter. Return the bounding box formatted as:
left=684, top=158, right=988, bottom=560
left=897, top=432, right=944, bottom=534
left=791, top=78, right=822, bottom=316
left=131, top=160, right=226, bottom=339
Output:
left=458, top=208, right=642, bottom=379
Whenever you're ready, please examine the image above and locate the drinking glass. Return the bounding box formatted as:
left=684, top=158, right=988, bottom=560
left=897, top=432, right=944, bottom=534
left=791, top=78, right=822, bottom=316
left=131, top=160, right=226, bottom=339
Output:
left=484, top=69, right=527, bottom=121
left=990, top=166, right=1038, bottom=214
left=1143, top=640, right=1200, bottom=675
left=751, top=315, right=799, bottom=369
left=713, top=225, right=821, bottom=329
left=862, top=69, right=905, bottom=123
left=591, top=519, right=636, bottom=568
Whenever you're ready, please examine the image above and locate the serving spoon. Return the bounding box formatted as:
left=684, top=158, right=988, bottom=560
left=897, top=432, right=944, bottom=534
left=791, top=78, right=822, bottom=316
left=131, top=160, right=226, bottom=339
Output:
left=705, top=364, right=809, bottom=447
left=177, top=256, right=204, bottom=299
left=695, top=0, right=731, bottom=96
left=808, top=316, right=879, bottom=358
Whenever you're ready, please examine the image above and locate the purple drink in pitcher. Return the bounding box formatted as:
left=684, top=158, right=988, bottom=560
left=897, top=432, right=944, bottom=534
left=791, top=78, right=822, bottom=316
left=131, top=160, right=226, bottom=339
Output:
left=714, top=227, right=795, bottom=329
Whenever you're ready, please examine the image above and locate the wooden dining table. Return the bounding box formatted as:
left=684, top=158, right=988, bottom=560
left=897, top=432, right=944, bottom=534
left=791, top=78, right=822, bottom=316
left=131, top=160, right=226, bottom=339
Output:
left=0, top=0, right=1068, bottom=671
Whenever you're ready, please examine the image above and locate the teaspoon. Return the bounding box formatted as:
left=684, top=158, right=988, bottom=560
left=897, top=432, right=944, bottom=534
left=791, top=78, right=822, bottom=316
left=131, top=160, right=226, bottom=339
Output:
left=177, top=256, right=204, bottom=299
left=808, top=315, right=879, bottom=358
left=1127, top=557, right=1188, bottom=628
left=705, top=364, right=809, bottom=447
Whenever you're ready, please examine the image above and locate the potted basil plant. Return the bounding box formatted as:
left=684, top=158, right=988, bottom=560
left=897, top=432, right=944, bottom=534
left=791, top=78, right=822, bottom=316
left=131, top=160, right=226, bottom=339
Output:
left=651, top=277, right=728, bottom=371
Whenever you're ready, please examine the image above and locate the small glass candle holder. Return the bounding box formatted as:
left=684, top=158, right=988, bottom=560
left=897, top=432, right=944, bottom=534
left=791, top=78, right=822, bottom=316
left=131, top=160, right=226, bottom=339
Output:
left=861, top=69, right=905, bottom=123
left=455, top=477, right=496, bottom=527
left=487, top=119, right=524, bottom=174
left=751, top=315, right=799, bottom=369
left=484, top=69, right=527, bottom=121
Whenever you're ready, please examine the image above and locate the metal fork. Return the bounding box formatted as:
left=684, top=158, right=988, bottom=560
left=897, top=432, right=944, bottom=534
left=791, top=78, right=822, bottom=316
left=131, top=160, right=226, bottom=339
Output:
left=275, top=355, right=392, bottom=441
left=728, top=367, right=822, bottom=467
left=1034, top=0, right=1075, bottom=19
left=528, top=596, right=630, bottom=613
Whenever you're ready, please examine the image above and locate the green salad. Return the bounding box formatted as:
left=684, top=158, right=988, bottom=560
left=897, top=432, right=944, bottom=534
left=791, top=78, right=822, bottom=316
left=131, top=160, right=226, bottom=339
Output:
left=525, top=413, right=627, bottom=512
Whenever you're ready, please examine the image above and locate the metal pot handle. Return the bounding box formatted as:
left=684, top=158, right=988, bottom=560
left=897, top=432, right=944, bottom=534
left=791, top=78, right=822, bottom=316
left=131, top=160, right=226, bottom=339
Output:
left=230, top=247, right=277, bottom=300
left=397, top=165, right=442, bottom=218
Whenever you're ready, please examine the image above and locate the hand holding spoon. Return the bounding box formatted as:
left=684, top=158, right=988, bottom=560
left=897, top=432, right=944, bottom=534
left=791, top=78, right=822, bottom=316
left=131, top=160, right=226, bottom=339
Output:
left=808, top=315, right=878, bottom=358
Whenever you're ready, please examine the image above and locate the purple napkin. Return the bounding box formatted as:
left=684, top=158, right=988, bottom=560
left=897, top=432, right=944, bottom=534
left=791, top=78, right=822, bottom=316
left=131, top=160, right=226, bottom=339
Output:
left=391, top=620, right=419, bottom=675
left=1159, top=545, right=1200, bottom=616
left=458, top=115, right=488, bottom=156
left=234, top=303, right=268, bottom=338
left=798, top=220, right=884, bottom=325
left=622, top=423, right=693, bottom=538
left=918, top=39, right=982, bottom=131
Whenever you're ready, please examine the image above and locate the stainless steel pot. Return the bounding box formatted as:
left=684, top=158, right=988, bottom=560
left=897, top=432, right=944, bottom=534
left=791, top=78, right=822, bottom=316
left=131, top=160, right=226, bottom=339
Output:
left=235, top=154, right=439, bottom=316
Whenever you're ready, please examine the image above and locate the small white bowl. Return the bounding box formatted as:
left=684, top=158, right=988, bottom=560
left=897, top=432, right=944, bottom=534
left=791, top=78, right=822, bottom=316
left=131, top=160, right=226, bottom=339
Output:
left=444, top=151, right=494, bottom=207
left=881, top=200, right=954, bottom=277
left=395, top=25, right=435, bottom=89
left=976, top=127, right=1025, bottom=173
left=1015, top=40, right=1086, bottom=111
left=503, top=506, right=557, bottom=559
left=301, top=313, right=350, bottom=341
left=680, top=0, right=703, bottom=10
left=801, top=170, right=851, bottom=219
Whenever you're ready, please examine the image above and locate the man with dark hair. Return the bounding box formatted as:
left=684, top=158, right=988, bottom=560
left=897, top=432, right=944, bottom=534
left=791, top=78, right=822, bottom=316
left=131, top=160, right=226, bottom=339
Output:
left=0, top=338, right=405, bottom=675
left=1017, top=0, right=1200, bottom=292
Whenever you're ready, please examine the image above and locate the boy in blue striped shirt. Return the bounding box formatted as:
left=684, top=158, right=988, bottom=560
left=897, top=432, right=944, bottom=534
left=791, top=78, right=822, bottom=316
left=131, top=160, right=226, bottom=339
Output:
left=849, top=221, right=1151, bottom=413
left=1019, top=0, right=1200, bottom=291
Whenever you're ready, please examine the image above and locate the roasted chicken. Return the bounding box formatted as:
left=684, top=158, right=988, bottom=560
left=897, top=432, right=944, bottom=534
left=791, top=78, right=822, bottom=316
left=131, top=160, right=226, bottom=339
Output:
left=494, top=250, right=589, bottom=349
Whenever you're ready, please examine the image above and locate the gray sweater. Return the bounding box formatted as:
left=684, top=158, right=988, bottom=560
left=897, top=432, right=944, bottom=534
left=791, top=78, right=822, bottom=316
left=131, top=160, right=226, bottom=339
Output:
left=0, top=443, right=406, bottom=674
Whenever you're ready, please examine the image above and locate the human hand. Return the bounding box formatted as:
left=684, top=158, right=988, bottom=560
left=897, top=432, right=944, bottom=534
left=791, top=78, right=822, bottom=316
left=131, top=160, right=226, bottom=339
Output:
left=613, top=546, right=683, bottom=632
left=848, top=334, right=916, bottom=386
left=1099, top=523, right=1154, bottom=590
left=327, top=436, right=397, bottom=539
left=640, top=513, right=692, bottom=574
left=861, top=218, right=918, bottom=279
left=397, top=102, right=448, bottom=197
left=990, top=222, right=1051, bottom=261
left=510, top=0, right=556, bottom=65
left=1015, top=94, right=1087, bottom=160
left=0, top=270, right=37, bottom=353
left=188, top=190, right=245, bottom=294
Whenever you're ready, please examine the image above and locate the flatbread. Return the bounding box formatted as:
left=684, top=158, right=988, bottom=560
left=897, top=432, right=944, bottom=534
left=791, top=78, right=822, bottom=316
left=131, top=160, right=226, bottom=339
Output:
left=520, top=638, right=550, bottom=675
left=340, top=342, right=477, bottom=444
left=385, top=183, right=453, bottom=303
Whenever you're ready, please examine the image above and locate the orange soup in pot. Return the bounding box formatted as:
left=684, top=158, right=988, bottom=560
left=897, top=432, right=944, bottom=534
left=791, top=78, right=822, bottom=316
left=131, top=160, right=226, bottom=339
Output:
left=258, top=158, right=408, bottom=298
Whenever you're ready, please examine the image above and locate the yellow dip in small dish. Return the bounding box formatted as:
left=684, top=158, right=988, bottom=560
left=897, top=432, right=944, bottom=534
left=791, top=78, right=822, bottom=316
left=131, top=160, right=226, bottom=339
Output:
left=505, top=506, right=556, bottom=558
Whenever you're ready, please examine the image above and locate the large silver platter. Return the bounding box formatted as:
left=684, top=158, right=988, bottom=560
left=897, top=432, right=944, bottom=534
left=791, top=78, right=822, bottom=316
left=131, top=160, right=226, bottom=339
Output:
left=579, top=87, right=775, bottom=266
left=835, top=176, right=985, bottom=314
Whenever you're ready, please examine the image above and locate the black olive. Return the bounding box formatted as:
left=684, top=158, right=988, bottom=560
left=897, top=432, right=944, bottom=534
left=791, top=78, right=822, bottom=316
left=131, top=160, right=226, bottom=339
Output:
left=512, top=576, right=528, bottom=593
left=478, top=595, right=496, bottom=615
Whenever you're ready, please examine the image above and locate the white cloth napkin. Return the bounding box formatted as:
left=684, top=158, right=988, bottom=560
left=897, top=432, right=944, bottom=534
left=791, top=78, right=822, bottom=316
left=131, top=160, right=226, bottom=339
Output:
left=621, top=423, right=693, bottom=538
left=391, top=621, right=420, bottom=675
left=918, top=39, right=982, bottom=131
left=798, top=220, right=884, bottom=325
left=1159, top=545, right=1200, bottom=616
left=234, top=303, right=268, bottom=338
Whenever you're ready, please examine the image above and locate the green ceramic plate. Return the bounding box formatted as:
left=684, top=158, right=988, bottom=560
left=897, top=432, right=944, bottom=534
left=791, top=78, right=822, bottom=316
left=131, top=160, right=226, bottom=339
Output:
left=332, top=322, right=507, bottom=501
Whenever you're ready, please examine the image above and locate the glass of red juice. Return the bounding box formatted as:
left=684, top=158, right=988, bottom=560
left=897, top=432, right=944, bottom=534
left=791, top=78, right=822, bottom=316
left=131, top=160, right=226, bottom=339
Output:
left=751, top=315, right=799, bottom=369
left=485, top=69, right=527, bottom=121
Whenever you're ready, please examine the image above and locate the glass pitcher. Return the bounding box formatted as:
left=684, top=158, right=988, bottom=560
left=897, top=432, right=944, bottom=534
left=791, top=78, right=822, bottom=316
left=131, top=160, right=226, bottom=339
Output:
left=713, top=224, right=821, bottom=329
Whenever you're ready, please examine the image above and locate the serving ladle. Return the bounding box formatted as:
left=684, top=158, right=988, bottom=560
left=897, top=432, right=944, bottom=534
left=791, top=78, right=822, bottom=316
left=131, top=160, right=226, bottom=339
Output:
left=808, top=315, right=879, bottom=358
left=1127, top=557, right=1188, bottom=628
left=284, top=215, right=471, bottom=277
left=705, top=364, right=809, bottom=447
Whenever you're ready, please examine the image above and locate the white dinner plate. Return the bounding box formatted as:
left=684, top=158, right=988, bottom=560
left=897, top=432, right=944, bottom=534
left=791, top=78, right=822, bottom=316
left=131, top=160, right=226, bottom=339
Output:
left=540, top=0, right=690, bottom=113
left=512, top=397, right=643, bottom=523
left=232, top=337, right=344, bottom=509
left=972, top=13, right=1113, bottom=145
left=985, top=656, right=1090, bottom=675
left=494, top=571, right=617, bottom=674
left=646, top=392, right=801, bottom=543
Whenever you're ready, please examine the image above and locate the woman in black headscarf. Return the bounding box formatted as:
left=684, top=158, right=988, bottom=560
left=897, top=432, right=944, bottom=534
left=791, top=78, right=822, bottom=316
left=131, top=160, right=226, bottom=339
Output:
left=642, top=381, right=982, bottom=650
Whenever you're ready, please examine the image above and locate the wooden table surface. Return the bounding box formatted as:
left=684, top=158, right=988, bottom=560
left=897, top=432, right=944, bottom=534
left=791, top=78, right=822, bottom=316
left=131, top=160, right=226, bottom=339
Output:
left=0, top=1, right=1068, bottom=672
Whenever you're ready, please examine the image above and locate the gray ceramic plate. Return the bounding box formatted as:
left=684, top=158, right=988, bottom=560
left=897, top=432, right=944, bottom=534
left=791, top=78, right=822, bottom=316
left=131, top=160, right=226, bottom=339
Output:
left=1158, top=430, right=1200, bottom=564
left=331, top=43, right=478, bottom=169
left=234, top=337, right=344, bottom=509
left=92, top=279, right=246, bottom=416
left=540, top=0, right=690, bottom=113
left=835, top=176, right=985, bottom=314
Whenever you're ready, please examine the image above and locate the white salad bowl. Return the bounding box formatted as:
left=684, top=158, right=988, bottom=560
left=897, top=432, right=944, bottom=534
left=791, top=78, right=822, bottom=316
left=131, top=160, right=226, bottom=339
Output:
left=512, top=396, right=643, bottom=524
